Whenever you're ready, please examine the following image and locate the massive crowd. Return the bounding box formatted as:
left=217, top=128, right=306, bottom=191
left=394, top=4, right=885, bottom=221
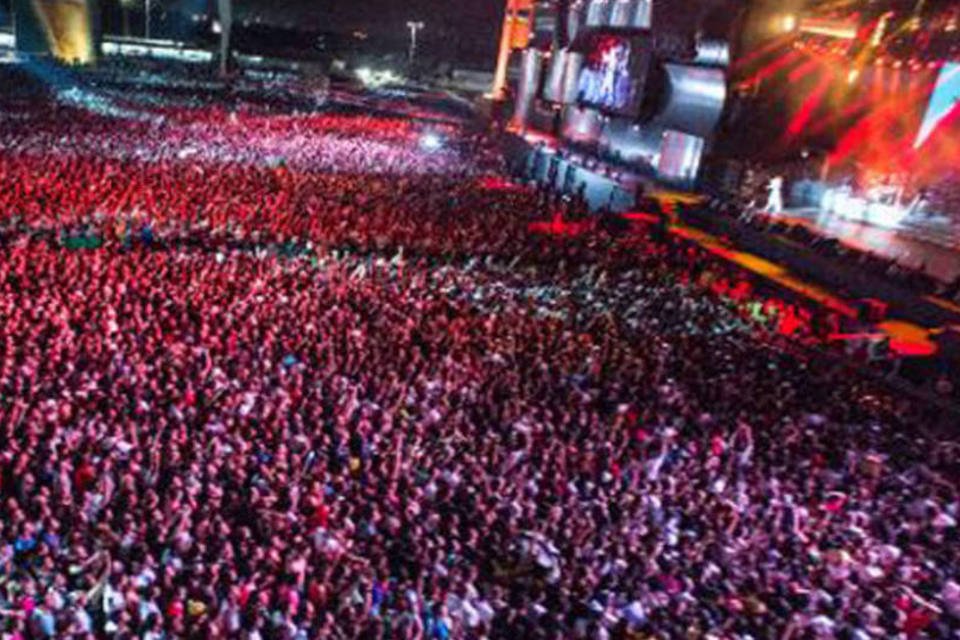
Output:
left=1, top=63, right=959, bottom=640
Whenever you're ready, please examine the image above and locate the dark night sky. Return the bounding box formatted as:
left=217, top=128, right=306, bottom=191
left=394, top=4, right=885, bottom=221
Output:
left=239, top=0, right=504, bottom=67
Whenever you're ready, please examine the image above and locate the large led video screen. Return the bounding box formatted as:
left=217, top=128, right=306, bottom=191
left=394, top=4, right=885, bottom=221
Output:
left=915, top=62, right=960, bottom=149
left=575, top=31, right=651, bottom=117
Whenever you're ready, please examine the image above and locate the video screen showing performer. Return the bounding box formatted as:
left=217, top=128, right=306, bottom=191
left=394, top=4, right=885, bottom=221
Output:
left=915, top=62, right=960, bottom=149
left=577, top=34, right=637, bottom=114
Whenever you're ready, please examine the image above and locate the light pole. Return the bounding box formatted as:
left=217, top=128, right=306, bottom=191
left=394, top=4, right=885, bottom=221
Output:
left=406, top=20, right=424, bottom=65
left=145, top=0, right=152, bottom=39
left=120, top=0, right=136, bottom=36
left=217, top=0, right=232, bottom=77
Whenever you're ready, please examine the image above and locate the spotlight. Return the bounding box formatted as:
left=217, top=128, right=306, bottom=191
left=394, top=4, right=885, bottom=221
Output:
left=847, top=68, right=860, bottom=84
left=420, top=133, right=442, bottom=151
left=781, top=14, right=798, bottom=33
left=355, top=67, right=373, bottom=83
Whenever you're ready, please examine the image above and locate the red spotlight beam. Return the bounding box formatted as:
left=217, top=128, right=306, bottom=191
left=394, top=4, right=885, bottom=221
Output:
left=732, top=33, right=796, bottom=72
left=788, top=57, right=821, bottom=82
left=784, top=72, right=834, bottom=140
left=750, top=49, right=804, bottom=85
left=805, top=93, right=875, bottom=138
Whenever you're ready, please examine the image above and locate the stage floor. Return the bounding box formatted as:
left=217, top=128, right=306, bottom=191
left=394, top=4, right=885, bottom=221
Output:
left=773, top=208, right=960, bottom=283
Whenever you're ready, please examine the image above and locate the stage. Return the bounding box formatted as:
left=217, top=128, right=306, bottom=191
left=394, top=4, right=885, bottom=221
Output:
left=771, top=207, right=960, bottom=283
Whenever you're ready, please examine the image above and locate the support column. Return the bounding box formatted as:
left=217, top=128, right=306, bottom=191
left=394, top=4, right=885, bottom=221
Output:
left=492, top=0, right=519, bottom=99
left=217, top=0, right=231, bottom=76
left=512, top=47, right=543, bottom=131
left=491, top=0, right=536, bottom=99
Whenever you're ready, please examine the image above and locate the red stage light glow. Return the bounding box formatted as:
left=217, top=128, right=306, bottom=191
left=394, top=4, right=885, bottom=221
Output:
left=750, top=49, right=804, bottom=85
left=785, top=73, right=834, bottom=138
left=733, top=33, right=795, bottom=71
left=788, top=58, right=820, bottom=82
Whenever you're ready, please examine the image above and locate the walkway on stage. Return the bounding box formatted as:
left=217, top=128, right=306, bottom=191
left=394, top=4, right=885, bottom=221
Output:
left=773, top=207, right=960, bottom=283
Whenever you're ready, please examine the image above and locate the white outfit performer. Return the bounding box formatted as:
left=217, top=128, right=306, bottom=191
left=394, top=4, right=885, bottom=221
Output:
left=906, top=189, right=929, bottom=219
left=764, top=175, right=784, bottom=213
left=600, top=45, right=622, bottom=105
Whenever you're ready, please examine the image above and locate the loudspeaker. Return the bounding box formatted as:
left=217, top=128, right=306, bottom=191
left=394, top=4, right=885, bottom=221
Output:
left=934, top=325, right=960, bottom=360
left=600, top=212, right=631, bottom=236
left=855, top=298, right=888, bottom=324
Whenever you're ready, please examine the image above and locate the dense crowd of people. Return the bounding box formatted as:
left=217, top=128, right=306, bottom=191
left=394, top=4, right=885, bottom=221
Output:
left=1, top=63, right=959, bottom=640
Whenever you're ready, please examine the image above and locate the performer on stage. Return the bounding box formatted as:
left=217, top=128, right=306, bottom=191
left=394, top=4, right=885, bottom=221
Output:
left=763, top=175, right=784, bottom=213
left=906, top=187, right=930, bottom=220
left=600, top=43, right=628, bottom=108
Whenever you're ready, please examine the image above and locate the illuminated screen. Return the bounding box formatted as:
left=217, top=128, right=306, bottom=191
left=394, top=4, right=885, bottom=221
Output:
left=915, top=62, right=960, bottom=149
left=576, top=32, right=649, bottom=116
